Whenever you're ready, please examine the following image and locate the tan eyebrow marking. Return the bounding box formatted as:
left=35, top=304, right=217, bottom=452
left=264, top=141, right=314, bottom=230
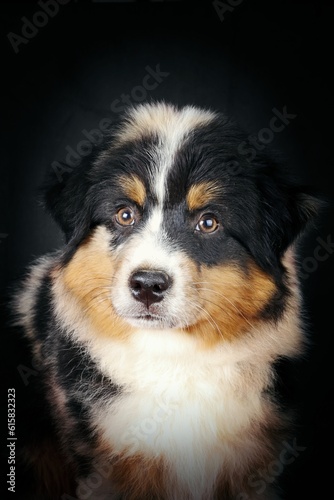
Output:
left=119, top=174, right=146, bottom=206
left=186, top=181, right=222, bottom=211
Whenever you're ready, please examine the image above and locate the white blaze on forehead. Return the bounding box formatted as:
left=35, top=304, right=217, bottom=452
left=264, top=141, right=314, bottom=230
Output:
left=145, top=206, right=163, bottom=233
left=113, top=102, right=217, bottom=205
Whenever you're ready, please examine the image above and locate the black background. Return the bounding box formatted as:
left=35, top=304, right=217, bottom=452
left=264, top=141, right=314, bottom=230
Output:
left=1, top=0, right=334, bottom=498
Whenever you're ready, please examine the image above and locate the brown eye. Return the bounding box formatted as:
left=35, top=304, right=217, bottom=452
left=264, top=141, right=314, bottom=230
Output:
left=195, top=214, right=219, bottom=234
left=115, top=207, right=135, bottom=226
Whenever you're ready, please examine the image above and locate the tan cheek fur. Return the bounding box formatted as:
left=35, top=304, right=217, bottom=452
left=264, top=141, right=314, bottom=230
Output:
left=185, top=262, right=277, bottom=347
left=58, top=230, right=132, bottom=341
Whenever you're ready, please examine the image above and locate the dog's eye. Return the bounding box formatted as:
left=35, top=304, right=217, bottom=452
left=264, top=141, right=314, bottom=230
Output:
left=115, top=207, right=135, bottom=226
left=195, top=214, right=219, bottom=234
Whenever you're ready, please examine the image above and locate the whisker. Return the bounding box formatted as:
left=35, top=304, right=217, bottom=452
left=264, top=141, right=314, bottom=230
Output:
left=79, top=299, right=108, bottom=315
left=195, top=287, right=255, bottom=329
left=76, top=277, right=112, bottom=282
left=82, top=294, right=126, bottom=332
left=186, top=299, right=224, bottom=340
left=79, top=287, right=111, bottom=303
left=81, top=294, right=111, bottom=315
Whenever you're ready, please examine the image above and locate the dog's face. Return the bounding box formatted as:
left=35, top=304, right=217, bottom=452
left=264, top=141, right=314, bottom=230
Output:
left=46, top=103, right=317, bottom=345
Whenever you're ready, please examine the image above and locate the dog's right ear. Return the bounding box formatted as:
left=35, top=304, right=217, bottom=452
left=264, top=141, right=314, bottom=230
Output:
left=40, top=120, right=123, bottom=244
left=39, top=153, right=96, bottom=244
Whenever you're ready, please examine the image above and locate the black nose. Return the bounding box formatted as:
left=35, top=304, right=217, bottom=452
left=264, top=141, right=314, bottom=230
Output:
left=129, top=270, right=172, bottom=308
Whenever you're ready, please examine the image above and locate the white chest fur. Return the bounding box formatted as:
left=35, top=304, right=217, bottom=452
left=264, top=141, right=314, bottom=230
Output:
left=88, top=329, right=271, bottom=498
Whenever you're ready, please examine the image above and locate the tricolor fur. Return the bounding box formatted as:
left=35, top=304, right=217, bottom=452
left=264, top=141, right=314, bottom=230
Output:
left=13, top=102, right=319, bottom=499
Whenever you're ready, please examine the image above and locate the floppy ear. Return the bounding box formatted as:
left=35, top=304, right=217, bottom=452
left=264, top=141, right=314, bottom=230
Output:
left=264, top=180, right=321, bottom=250
left=231, top=155, right=326, bottom=274
left=40, top=154, right=96, bottom=244
left=39, top=120, right=119, bottom=243
left=40, top=122, right=122, bottom=243
left=253, top=164, right=325, bottom=271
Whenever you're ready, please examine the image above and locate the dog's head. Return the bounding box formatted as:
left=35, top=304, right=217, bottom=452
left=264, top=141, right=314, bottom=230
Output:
left=44, top=102, right=319, bottom=344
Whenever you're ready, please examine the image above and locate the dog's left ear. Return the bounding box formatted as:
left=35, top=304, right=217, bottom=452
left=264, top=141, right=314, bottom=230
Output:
left=254, top=167, right=326, bottom=269
left=231, top=154, right=326, bottom=274
left=272, top=184, right=323, bottom=251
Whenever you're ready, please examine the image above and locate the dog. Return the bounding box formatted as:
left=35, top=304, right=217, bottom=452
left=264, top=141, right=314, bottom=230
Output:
left=12, top=102, right=320, bottom=499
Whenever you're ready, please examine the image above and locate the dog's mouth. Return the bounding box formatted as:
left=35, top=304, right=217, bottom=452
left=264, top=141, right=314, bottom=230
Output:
left=124, top=311, right=177, bottom=329
left=135, top=312, right=167, bottom=323
left=139, top=314, right=156, bottom=321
